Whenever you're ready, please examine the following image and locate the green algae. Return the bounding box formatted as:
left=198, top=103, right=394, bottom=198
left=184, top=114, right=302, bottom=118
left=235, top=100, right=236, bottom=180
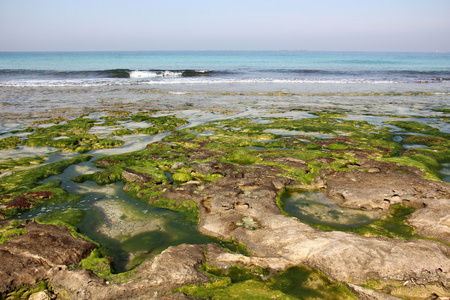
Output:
left=79, top=248, right=116, bottom=280
left=111, top=114, right=188, bottom=136
left=0, top=154, right=93, bottom=196
left=33, top=116, right=66, bottom=125
left=171, top=172, right=192, bottom=183
left=79, top=247, right=139, bottom=284
left=387, top=120, right=450, bottom=139
left=150, top=198, right=199, bottom=223
left=4, top=281, right=50, bottom=300
left=179, top=115, right=401, bottom=162
left=2, top=181, right=83, bottom=220
left=0, top=220, right=26, bottom=245
left=310, top=111, right=348, bottom=118
left=36, top=208, right=85, bottom=228
left=433, top=108, right=450, bottom=113
left=226, top=149, right=262, bottom=165
left=176, top=265, right=356, bottom=299
left=402, top=135, right=450, bottom=147
left=380, top=156, right=442, bottom=181
left=362, top=277, right=450, bottom=299
left=22, top=117, right=124, bottom=153
left=0, top=136, right=21, bottom=150
left=0, top=156, right=46, bottom=174
left=72, top=164, right=124, bottom=185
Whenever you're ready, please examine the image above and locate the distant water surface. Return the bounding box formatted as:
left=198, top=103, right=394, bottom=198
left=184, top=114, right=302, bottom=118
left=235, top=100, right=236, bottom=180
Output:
left=1, top=51, right=449, bottom=87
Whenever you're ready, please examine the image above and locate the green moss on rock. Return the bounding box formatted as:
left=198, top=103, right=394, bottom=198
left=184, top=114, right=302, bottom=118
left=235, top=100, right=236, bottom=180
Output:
left=176, top=265, right=356, bottom=299
left=0, top=156, right=46, bottom=174
left=0, top=136, right=21, bottom=150
left=0, top=154, right=93, bottom=196
left=0, top=220, right=26, bottom=245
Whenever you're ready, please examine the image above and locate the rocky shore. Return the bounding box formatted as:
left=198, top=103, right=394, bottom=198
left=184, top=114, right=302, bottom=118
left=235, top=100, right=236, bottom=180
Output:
left=0, top=104, right=449, bottom=299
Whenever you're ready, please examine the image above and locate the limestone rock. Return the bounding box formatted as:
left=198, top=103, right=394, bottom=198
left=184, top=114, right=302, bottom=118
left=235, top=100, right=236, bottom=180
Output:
left=325, top=170, right=450, bottom=211
left=407, top=199, right=450, bottom=244
left=28, top=290, right=53, bottom=300
left=346, top=284, right=402, bottom=300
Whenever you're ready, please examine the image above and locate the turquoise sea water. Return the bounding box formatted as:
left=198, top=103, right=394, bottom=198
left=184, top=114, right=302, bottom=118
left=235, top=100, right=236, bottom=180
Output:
left=1, top=51, right=450, bottom=86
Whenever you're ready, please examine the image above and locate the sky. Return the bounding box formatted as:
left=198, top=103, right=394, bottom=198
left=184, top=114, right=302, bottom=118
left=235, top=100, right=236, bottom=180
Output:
left=1, top=0, right=449, bottom=52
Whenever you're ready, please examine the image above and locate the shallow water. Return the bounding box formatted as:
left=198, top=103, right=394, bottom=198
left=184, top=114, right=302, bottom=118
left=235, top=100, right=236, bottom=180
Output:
left=19, top=158, right=214, bottom=272
left=439, top=163, right=450, bottom=183
left=281, top=190, right=382, bottom=228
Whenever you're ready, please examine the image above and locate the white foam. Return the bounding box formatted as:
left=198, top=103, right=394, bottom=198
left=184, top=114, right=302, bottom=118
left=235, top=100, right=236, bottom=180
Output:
left=129, top=71, right=160, bottom=78
left=129, top=70, right=183, bottom=78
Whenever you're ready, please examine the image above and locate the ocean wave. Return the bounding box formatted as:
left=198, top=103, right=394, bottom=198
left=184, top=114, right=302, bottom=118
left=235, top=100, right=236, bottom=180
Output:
left=0, top=69, right=217, bottom=80
left=128, top=70, right=214, bottom=78
left=1, top=68, right=449, bottom=83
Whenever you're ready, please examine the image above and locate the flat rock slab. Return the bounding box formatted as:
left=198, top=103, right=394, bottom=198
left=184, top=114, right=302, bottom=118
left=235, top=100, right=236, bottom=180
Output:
left=325, top=170, right=450, bottom=211
left=407, top=198, right=450, bottom=244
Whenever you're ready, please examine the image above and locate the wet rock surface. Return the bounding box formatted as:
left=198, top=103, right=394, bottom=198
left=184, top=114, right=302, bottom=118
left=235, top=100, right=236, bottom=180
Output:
left=1, top=153, right=449, bottom=299
left=0, top=220, right=97, bottom=295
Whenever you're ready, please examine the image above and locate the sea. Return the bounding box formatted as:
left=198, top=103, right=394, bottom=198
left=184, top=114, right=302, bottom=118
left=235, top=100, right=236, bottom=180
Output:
left=1, top=50, right=449, bottom=117
left=1, top=50, right=450, bottom=88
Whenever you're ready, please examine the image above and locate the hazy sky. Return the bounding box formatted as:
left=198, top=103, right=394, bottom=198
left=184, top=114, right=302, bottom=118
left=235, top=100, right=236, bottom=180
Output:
left=1, top=0, right=449, bottom=52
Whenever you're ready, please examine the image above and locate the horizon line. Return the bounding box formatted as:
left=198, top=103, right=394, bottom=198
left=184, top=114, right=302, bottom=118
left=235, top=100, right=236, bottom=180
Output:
left=0, top=49, right=449, bottom=53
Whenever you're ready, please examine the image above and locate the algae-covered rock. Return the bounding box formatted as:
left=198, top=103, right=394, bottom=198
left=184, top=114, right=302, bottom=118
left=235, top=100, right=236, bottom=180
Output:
left=172, top=172, right=192, bottom=183
left=0, top=220, right=97, bottom=296
left=0, top=136, right=21, bottom=150
left=50, top=244, right=209, bottom=300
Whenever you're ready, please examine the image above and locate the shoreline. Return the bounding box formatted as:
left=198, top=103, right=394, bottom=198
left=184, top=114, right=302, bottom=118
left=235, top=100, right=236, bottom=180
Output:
left=0, top=87, right=449, bottom=298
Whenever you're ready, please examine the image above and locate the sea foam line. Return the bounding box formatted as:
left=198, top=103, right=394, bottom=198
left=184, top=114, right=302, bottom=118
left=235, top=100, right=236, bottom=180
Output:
left=0, top=77, right=404, bottom=87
